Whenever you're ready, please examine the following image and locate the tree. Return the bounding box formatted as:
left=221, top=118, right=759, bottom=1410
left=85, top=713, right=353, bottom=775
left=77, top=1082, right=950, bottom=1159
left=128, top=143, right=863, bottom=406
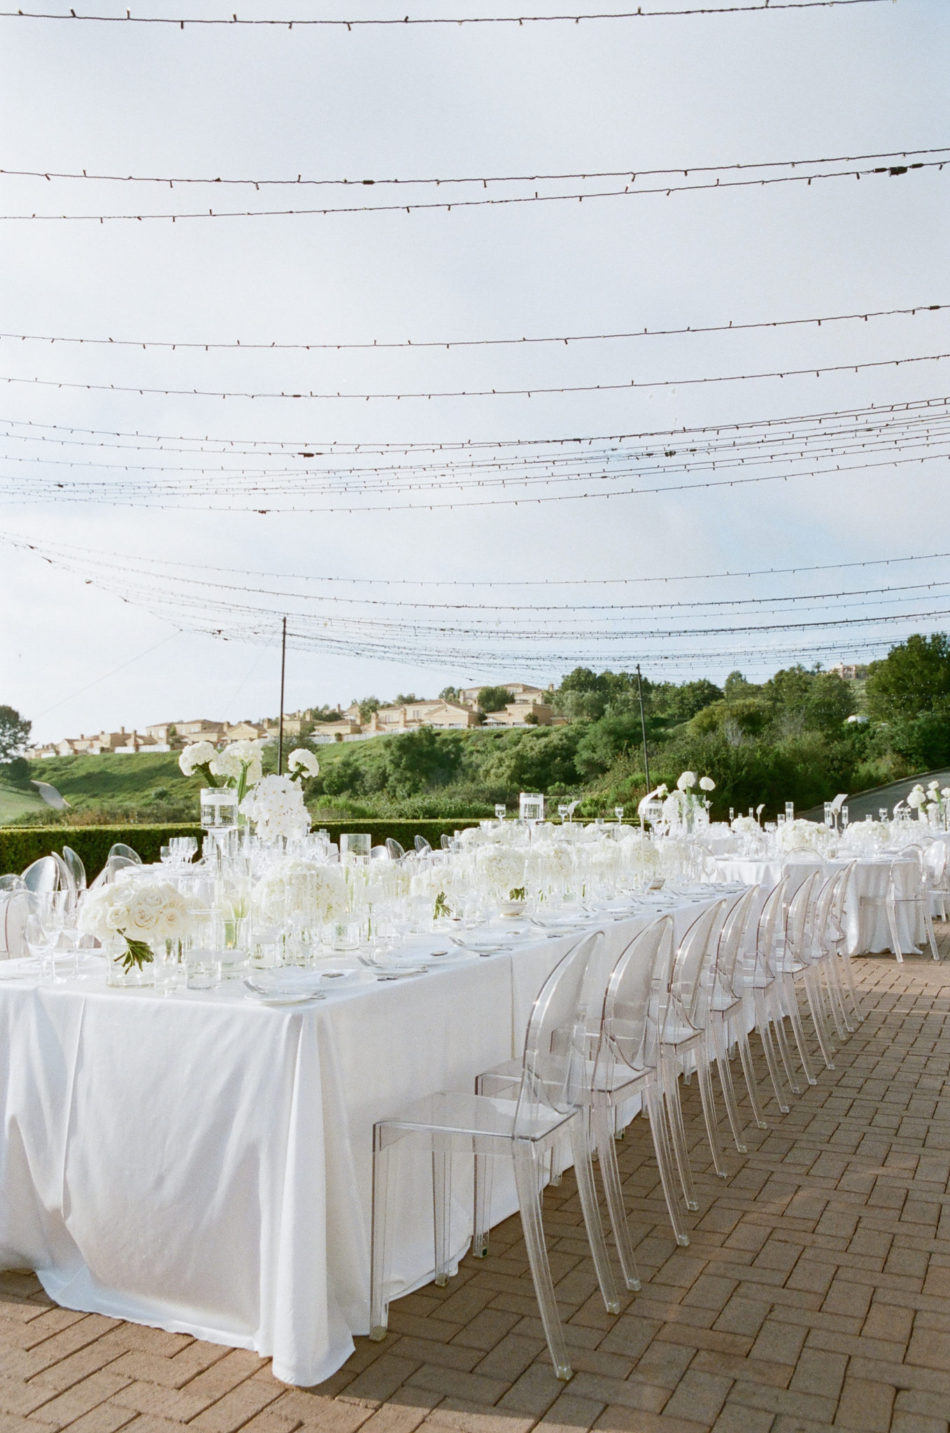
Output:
left=477, top=685, right=514, bottom=714
left=382, top=727, right=462, bottom=796
left=439, top=685, right=460, bottom=701
left=355, top=695, right=381, bottom=723
left=865, top=633, right=950, bottom=722
left=0, top=706, right=31, bottom=764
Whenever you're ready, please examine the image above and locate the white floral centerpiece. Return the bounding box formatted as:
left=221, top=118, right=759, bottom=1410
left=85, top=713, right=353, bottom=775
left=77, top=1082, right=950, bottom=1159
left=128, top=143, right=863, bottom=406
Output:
left=908, top=781, right=950, bottom=826
left=79, top=874, right=202, bottom=972
left=661, top=771, right=715, bottom=832
left=179, top=737, right=265, bottom=804
left=240, top=773, right=311, bottom=844
left=252, top=857, right=347, bottom=929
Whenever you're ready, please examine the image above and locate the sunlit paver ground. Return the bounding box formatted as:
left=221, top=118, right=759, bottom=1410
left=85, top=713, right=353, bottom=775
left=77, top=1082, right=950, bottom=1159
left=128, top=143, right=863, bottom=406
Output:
left=3, top=927, right=950, bottom=1433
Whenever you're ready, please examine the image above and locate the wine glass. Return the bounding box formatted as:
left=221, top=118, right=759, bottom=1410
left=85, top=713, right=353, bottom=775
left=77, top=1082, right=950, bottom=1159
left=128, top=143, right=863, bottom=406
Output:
left=494, top=804, right=507, bottom=822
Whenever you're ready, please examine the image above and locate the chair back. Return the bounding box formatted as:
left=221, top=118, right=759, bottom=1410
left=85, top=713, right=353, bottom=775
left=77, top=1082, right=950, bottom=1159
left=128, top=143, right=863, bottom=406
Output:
left=782, top=870, right=822, bottom=964
left=414, top=835, right=432, bottom=854
left=89, top=854, right=139, bottom=889
left=62, top=845, right=87, bottom=894
left=666, top=899, right=728, bottom=1032
left=714, top=886, right=759, bottom=1000
left=385, top=838, right=405, bottom=861
left=0, top=874, right=25, bottom=892
left=21, top=855, right=62, bottom=895
left=514, top=929, right=604, bottom=1136
left=1, top=889, right=34, bottom=958
left=754, top=874, right=789, bottom=980
left=108, top=843, right=142, bottom=864
left=598, top=915, right=674, bottom=1078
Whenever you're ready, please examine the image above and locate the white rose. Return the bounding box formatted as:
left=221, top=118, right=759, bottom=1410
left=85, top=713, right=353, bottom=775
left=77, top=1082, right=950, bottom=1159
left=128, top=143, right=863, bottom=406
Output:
left=699, top=776, right=716, bottom=792
left=677, top=771, right=697, bottom=791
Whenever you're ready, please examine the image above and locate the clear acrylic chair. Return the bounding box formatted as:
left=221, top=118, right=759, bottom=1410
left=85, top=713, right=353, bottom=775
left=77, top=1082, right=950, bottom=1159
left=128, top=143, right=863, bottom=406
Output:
left=774, top=871, right=834, bottom=1074
left=745, top=876, right=800, bottom=1112
left=21, top=855, right=64, bottom=896
left=707, top=886, right=769, bottom=1138
left=370, top=930, right=620, bottom=1382
left=107, top=842, right=142, bottom=865
left=589, top=916, right=694, bottom=1260
left=62, top=845, right=87, bottom=895
left=857, top=847, right=939, bottom=962
left=414, top=835, right=433, bottom=854
left=384, top=837, right=406, bottom=861
left=656, top=899, right=733, bottom=1188
left=477, top=915, right=691, bottom=1284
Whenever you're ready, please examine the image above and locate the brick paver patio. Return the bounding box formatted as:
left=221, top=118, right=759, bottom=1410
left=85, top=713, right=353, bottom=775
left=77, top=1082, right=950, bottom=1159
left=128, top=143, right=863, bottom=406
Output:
left=3, top=932, right=950, bottom=1433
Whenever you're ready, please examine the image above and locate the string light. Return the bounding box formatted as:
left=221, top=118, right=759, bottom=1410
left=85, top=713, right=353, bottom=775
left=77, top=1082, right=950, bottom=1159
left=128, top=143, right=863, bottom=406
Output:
left=4, top=394, right=945, bottom=459
left=6, top=528, right=948, bottom=589
left=3, top=155, right=944, bottom=221
left=0, top=2, right=893, bottom=31
left=2, top=349, right=948, bottom=405
left=4, top=448, right=949, bottom=514
left=6, top=147, right=944, bottom=194
left=0, top=300, right=942, bottom=356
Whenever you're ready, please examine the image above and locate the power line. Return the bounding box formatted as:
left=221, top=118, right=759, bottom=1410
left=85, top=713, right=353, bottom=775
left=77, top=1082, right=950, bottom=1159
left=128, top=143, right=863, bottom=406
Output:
left=0, top=2, right=893, bottom=31
left=0, top=300, right=941, bottom=355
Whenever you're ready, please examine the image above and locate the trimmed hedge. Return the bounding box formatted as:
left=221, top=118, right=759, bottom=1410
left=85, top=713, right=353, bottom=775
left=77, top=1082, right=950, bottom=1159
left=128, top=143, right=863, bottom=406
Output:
left=0, top=818, right=483, bottom=881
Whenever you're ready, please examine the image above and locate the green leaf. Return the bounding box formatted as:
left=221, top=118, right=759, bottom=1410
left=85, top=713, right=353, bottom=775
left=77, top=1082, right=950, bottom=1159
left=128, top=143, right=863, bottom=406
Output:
left=120, top=935, right=154, bottom=972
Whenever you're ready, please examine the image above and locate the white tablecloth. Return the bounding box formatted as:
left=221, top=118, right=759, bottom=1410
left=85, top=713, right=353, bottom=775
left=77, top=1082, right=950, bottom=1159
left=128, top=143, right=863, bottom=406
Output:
left=708, top=854, right=922, bottom=955
left=0, top=891, right=724, bottom=1386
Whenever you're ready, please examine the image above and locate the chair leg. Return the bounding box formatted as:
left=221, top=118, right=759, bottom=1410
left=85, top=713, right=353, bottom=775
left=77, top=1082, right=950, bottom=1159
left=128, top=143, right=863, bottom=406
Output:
left=780, top=978, right=818, bottom=1086
left=660, top=1063, right=699, bottom=1212
left=369, top=1131, right=395, bottom=1341
left=569, top=1115, right=622, bottom=1314
left=802, top=968, right=835, bottom=1070
left=472, top=1152, right=493, bottom=1258
left=512, top=1146, right=573, bottom=1381
left=836, top=948, right=864, bottom=1025
left=432, top=1148, right=453, bottom=1286
left=591, top=1104, right=642, bottom=1290
left=694, top=1054, right=729, bottom=1179
left=643, top=1086, right=691, bottom=1246
left=735, top=1026, right=769, bottom=1129
left=708, top=1023, right=748, bottom=1154
left=756, top=1007, right=791, bottom=1112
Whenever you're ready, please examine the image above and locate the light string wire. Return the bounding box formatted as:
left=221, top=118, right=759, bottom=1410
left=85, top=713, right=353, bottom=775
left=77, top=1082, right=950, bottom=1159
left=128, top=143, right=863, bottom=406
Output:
left=19, top=532, right=950, bottom=638
left=5, top=526, right=947, bottom=589
left=5, top=146, right=943, bottom=193
left=4, top=417, right=950, bottom=494
left=0, top=300, right=942, bottom=355
left=2, top=348, right=949, bottom=404
left=2, top=393, right=947, bottom=458
left=7, top=401, right=948, bottom=470
left=0, top=2, right=893, bottom=31
left=4, top=155, right=944, bottom=221
left=6, top=530, right=950, bottom=614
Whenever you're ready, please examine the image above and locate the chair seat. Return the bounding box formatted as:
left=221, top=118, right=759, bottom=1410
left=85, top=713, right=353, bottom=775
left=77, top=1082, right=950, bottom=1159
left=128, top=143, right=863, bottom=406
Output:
left=381, top=1089, right=575, bottom=1145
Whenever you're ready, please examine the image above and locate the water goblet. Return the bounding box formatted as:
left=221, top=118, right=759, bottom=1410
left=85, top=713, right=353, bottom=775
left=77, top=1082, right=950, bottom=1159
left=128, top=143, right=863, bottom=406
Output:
left=494, top=804, right=506, bottom=822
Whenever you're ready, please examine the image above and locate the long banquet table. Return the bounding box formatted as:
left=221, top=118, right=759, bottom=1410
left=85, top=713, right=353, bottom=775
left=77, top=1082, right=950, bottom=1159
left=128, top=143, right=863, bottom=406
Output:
left=707, top=852, right=924, bottom=955
left=0, top=888, right=728, bottom=1386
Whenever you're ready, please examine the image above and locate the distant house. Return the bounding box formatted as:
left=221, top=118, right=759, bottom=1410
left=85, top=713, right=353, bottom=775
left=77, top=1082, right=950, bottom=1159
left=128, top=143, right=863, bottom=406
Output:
left=458, top=681, right=550, bottom=709
left=366, top=699, right=480, bottom=734
left=482, top=699, right=563, bottom=728
left=831, top=664, right=868, bottom=681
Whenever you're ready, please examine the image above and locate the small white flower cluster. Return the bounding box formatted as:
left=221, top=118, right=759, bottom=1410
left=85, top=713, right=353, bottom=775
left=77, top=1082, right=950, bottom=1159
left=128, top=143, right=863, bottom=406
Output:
left=253, top=858, right=347, bottom=926
left=240, top=774, right=311, bottom=843
left=287, top=748, right=320, bottom=781
left=475, top=844, right=526, bottom=897
left=178, top=737, right=265, bottom=793
left=776, top=818, right=829, bottom=854
left=78, top=875, right=203, bottom=963
left=907, top=780, right=950, bottom=822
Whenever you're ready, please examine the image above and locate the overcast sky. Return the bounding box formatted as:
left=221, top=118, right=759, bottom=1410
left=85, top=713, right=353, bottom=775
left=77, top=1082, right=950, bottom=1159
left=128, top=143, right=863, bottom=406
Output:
left=1, top=0, right=948, bottom=743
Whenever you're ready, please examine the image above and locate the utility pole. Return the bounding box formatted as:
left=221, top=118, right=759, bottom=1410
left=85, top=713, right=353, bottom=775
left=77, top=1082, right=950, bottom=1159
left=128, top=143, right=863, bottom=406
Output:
left=636, top=663, right=651, bottom=792
left=277, top=616, right=287, bottom=775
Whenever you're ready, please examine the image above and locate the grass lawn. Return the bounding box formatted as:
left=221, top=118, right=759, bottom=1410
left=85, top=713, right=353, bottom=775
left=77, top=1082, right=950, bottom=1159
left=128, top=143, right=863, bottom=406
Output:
left=0, top=784, right=48, bottom=824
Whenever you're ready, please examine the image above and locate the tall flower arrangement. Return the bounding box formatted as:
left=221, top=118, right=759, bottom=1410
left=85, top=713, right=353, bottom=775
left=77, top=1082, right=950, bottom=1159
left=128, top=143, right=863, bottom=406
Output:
left=179, top=738, right=265, bottom=805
